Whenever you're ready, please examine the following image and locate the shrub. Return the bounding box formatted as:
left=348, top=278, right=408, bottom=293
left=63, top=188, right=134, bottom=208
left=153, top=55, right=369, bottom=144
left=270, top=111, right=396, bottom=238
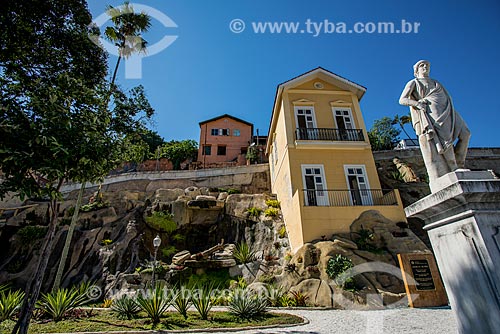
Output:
left=278, top=225, right=287, bottom=238
left=265, top=199, right=281, bottom=208
left=233, top=242, right=257, bottom=264
left=264, top=207, right=279, bottom=217
left=161, top=245, right=177, bottom=258
left=111, top=295, right=140, bottom=320
left=136, top=286, right=172, bottom=325
left=80, top=201, right=108, bottom=212
left=190, top=282, right=217, bottom=320
left=258, top=274, right=275, bottom=284
left=172, top=286, right=192, bottom=320
left=0, top=289, right=25, bottom=323
left=101, top=239, right=113, bottom=247
left=17, top=226, right=47, bottom=243
left=326, top=254, right=355, bottom=289
left=289, top=291, right=308, bottom=307
left=264, top=284, right=287, bottom=307
left=186, top=269, right=232, bottom=289
left=145, top=211, right=177, bottom=233
left=73, top=281, right=96, bottom=307
left=246, top=207, right=262, bottom=218
left=102, top=299, right=113, bottom=308
left=37, top=288, right=81, bottom=322
left=227, top=288, right=268, bottom=320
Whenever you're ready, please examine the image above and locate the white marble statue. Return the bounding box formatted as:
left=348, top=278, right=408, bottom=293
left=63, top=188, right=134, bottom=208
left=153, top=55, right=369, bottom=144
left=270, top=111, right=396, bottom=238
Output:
left=399, top=60, right=470, bottom=187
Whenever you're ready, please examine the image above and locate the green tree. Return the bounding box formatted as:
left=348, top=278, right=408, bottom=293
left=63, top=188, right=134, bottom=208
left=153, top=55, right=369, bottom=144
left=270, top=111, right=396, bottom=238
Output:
left=158, top=140, right=198, bottom=170
left=52, top=2, right=154, bottom=292
left=0, top=1, right=154, bottom=333
left=368, top=116, right=401, bottom=151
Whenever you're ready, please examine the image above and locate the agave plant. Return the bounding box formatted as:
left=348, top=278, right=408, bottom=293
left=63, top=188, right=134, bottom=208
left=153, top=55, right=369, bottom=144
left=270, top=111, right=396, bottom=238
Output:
left=72, top=281, right=97, bottom=307
left=172, top=285, right=192, bottom=320
left=264, top=284, right=287, bottom=307
left=111, top=295, right=141, bottom=320
left=190, top=282, right=217, bottom=320
left=233, top=242, right=257, bottom=264
left=37, top=288, right=80, bottom=322
left=0, top=289, right=25, bottom=323
left=135, top=285, right=172, bottom=325
left=227, top=288, right=268, bottom=320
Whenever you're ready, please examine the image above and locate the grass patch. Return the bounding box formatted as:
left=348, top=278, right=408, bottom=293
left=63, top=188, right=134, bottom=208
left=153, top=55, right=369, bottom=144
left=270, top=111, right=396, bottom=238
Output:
left=0, top=310, right=302, bottom=333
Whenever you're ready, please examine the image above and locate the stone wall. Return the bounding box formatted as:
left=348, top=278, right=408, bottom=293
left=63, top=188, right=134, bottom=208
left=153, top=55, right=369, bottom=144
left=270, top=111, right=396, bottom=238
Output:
left=61, top=164, right=271, bottom=199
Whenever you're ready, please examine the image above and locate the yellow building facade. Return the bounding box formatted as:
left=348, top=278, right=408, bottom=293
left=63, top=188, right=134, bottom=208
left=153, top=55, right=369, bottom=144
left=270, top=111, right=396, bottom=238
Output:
left=266, top=68, right=406, bottom=252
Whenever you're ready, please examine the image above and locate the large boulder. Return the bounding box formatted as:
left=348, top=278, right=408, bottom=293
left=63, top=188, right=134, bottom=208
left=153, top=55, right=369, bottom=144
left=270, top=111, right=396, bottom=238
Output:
left=292, top=278, right=333, bottom=307
left=155, top=188, right=184, bottom=203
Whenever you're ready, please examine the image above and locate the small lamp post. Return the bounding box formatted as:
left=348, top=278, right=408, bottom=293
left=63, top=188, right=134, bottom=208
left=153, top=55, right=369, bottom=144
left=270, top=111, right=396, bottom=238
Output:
left=151, top=234, right=162, bottom=287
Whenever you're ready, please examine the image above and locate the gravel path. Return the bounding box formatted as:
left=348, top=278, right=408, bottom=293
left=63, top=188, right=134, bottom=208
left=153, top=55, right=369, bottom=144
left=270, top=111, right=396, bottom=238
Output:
left=189, top=307, right=458, bottom=334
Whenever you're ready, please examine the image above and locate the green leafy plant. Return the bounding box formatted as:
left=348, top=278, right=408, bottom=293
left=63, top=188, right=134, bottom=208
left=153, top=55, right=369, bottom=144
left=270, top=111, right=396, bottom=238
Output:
left=227, top=288, right=268, bottom=320
left=37, top=288, right=80, bottom=322
left=353, top=227, right=383, bottom=253
left=172, top=286, right=192, bottom=320
left=264, top=284, right=287, bottom=307
left=190, top=283, right=217, bottom=320
left=258, top=274, right=275, bottom=284
left=227, top=188, right=240, bottom=195
left=161, top=245, right=177, bottom=258
left=246, top=207, right=262, bottom=218
left=265, top=199, right=281, bottom=208
left=101, top=239, right=113, bottom=247
left=289, top=291, right=308, bottom=307
left=102, top=299, right=113, bottom=308
left=136, top=286, right=172, bottom=325
left=326, top=254, right=355, bottom=289
left=233, top=242, right=257, bottom=264
left=17, top=226, right=47, bottom=243
left=0, top=289, right=25, bottom=323
left=264, top=207, right=279, bottom=217
left=80, top=200, right=108, bottom=212
left=278, top=225, right=287, bottom=238
left=145, top=211, right=176, bottom=233
left=111, top=295, right=140, bottom=320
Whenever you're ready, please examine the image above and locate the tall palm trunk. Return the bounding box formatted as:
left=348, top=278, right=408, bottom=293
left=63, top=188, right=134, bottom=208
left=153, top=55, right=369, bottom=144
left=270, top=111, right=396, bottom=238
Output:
left=52, top=183, right=85, bottom=290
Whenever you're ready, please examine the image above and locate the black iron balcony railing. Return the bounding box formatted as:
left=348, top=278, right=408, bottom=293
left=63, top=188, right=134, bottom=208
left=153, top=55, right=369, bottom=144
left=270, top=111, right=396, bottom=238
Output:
left=295, top=128, right=365, bottom=142
left=302, top=189, right=398, bottom=207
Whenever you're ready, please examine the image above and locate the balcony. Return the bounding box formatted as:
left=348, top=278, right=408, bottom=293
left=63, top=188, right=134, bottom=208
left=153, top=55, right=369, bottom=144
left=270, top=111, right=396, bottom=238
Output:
left=302, top=189, right=398, bottom=207
left=295, top=128, right=365, bottom=142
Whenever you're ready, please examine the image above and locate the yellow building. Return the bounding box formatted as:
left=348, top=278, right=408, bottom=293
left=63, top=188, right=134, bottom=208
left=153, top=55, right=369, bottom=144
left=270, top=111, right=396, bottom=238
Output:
left=266, top=67, right=406, bottom=252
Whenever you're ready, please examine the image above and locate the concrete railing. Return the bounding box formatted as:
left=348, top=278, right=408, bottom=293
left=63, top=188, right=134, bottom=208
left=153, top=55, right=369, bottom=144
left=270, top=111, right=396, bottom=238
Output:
left=60, top=163, right=270, bottom=193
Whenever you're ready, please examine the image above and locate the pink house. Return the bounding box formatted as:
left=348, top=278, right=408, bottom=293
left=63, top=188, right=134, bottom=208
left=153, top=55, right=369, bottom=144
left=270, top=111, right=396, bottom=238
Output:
left=197, top=114, right=253, bottom=168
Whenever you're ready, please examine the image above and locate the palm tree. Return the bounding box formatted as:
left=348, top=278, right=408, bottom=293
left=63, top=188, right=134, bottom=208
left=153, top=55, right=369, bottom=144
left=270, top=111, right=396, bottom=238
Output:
left=52, top=1, right=152, bottom=291
left=105, top=1, right=151, bottom=87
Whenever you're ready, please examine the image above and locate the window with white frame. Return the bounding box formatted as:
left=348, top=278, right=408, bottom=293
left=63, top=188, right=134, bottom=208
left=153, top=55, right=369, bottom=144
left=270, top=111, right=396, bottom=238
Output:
left=344, top=165, right=373, bottom=205
left=273, top=137, right=278, bottom=164
left=294, top=106, right=316, bottom=129
left=211, top=128, right=230, bottom=136
left=333, top=108, right=355, bottom=130
left=301, top=165, right=329, bottom=206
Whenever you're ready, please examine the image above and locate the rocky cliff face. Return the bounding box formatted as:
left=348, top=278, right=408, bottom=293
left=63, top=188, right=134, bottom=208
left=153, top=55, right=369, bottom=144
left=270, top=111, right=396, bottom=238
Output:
left=0, top=187, right=286, bottom=294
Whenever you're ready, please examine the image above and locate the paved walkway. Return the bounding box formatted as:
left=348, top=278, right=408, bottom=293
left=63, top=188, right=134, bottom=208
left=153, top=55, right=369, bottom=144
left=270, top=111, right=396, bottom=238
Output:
left=190, top=307, right=458, bottom=334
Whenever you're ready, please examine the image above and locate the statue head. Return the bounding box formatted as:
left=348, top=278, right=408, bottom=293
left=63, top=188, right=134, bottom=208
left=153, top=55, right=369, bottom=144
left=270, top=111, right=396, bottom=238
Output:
left=413, top=60, right=430, bottom=78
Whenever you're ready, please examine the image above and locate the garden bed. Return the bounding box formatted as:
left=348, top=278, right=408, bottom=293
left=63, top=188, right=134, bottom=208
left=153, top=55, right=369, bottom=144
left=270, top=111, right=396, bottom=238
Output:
left=0, top=309, right=303, bottom=333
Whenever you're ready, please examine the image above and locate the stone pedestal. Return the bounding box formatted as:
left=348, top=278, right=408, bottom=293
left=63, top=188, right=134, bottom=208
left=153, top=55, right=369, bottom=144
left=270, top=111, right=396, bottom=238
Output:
left=405, top=171, right=500, bottom=334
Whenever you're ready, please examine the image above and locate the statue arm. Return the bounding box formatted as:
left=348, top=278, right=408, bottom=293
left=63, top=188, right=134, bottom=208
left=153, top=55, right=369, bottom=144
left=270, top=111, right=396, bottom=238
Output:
left=399, top=80, right=419, bottom=107
left=399, top=80, right=427, bottom=110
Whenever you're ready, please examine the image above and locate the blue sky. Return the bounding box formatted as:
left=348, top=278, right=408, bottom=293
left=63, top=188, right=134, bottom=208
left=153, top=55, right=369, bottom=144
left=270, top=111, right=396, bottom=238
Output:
left=87, top=0, right=500, bottom=147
